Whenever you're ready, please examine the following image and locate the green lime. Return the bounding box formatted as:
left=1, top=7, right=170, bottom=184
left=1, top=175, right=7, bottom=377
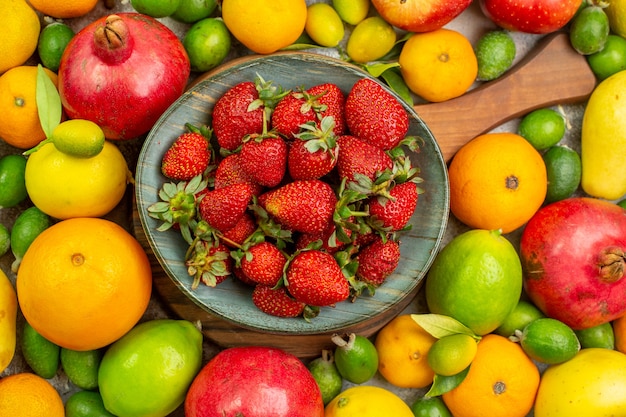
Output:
left=171, top=0, right=217, bottom=23
left=411, top=396, right=453, bottom=417
left=37, top=22, right=75, bottom=72
left=333, top=0, right=369, bottom=25
left=183, top=17, right=231, bottom=72
left=475, top=30, right=516, bottom=81
left=517, top=317, right=581, bottom=364
left=65, top=390, right=116, bottom=417
left=0, top=224, right=9, bottom=257
left=427, top=333, right=477, bottom=377
left=618, top=199, right=626, bottom=209
left=494, top=299, right=545, bottom=338
left=587, top=34, right=626, bottom=81
left=518, top=107, right=566, bottom=150
left=570, top=5, right=610, bottom=55
left=10, top=206, right=50, bottom=273
left=61, top=347, right=104, bottom=390
left=575, top=322, right=615, bottom=349
left=305, top=3, right=345, bottom=48
left=425, top=229, right=523, bottom=336
left=130, top=0, right=181, bottom=17
left=346, top=16, right=396, bottom=63
left=542, top=145, right=582, bottom=204
left=21, top=320, right=60, bottom=379
left=307, top=350, right=343, bottom=405
left=0, top=154, right=28, bottom=208
left=332, top=333, right=379, bottom=384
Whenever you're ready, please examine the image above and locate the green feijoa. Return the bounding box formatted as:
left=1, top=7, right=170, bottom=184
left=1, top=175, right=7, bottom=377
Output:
left=21, top=320, right=60, bottom=379
left=495, top=299, right=545, bottom=338
left=575, top=322, right=615, bottom=349
left=0, top=154, right=28, bottom=208
left=37, top=22, right=75, bottom=72
left=65, top=390, right=116, bottom=417
left=542, top=145, right=582, bottom=204
left=587, top=34, right=626, bottom=81
left=518, top=108, right=566, bottom=150
left=61, top=347, right=104, bottom=390
left=517, top=318, right=581, bottom=365
left=570, top=5, right=610, bottom=55
left=183, top=17, right=231, bottom=72
left=0, top=224, right=10, bottom=257
left=411, top=395, right=453, bottom=417
left=475, top=30, right=517, bottom=81
left=130, top=0, right=181, bottom=18
left=332, top=333, right=378, bottom=384
left=171, top=0, right=218, bottom=23
left=307, top=350, right=343, bottom=405
left=10, top=206, right=50, bottom=273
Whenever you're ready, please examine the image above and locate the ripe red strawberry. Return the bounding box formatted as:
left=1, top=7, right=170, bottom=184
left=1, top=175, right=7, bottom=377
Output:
left=288, top=116, right=338, bottom=180
left=345, top=78, right=409, bottom=150
left=368, top=181, right=419, bottom=231
left=309, top=83, right=346, bottom=136
left=356, top=237, right=401, bottom=286
left=251, top=285, right=305, bottom=318
left=220, top=212, right=257, bottom=248
left=336, top=135, right=393, bottom=183
left=258, top=179, right=337, bottom=234
left=199, top=182, right=253, bottom=233
left=240, top=241, right=287, bottom=286
left=285, top=249, right=350, bottom=306
left=186, top=241, right=233, bottom=289
left=161, top=132, right=211, bottom=181
left=239, top=134, right=287, bottom=188
left=214, top=153, right=264, bottom=196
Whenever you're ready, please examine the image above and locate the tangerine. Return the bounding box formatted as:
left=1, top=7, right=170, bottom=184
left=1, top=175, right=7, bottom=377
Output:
left=28, top=0, right=98, bottom=18
left=442, top=334, right=540, bottom=417
left=16, top=217, right=152, bottom=351
left=399, top=28, right=477, bottom=102
left=448, top=132, right=547, bottom=234
left=0, top=372, right=64, bottom=417
left=0, top=0, right=40, bottom=75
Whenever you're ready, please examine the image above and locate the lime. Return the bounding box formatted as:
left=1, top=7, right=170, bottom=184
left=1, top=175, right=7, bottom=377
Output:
left=61, top=347, right=104, bottom=390
left=570, top=5, right=610, bottom=55
left=475, top=30, right=516, bottom=81
left=346, top=16, right=396, bottom=63
left=307, top=350, right=343, bottom=405
left=130, top=0, right=181, bottom=17
left=98, top=319, right=203, bottom=417
left=37, top=22, right=75, bottom=72
left=587, top=34, right=626, bottom=81
left=0, top=154, right=28, bottom=208
left=427, top=333, right=477, bottom=377
left=425, top=229, right=523, bottom=336
left=21, top=320, right=60, bottom=379
left=66, top=390, right=116, bottom=417
left=517, top=317, right=581, bottom=364
left=10, top=206, right=50, bottom=273
left=518, top=107, right=566, bottom=150
left=542, top=145, right=582, bottom=204
left=333, top=0, right=369, bottom=25
left=171, top=0, right=217, bottom=23
left=494, top=299, right=545, bottom=338
left=575, top=322, right=615, bottom=349
left=411, top=396, right=453, bottom=417
left=0, top=224, right=9, bottom=257
left=305, top=3, right=345, bottom=48
left=332, top=333, right=379, bottom=384
left=618, top=199, right=626, bottom=209
left=183, top=17, right=231, bottom=72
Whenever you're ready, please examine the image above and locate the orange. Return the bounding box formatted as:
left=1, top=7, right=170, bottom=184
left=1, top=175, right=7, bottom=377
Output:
left=0, top=0, right=40, bottom=75
left=221, top=0, right=307, bottom=54
left=27, top=0, right=98, bottom=18
left=0, top=65, right=58, bottom=149
left=0, top=372, right=64, bottom=417
left=16, top=217, right=153, bottom=351
left=374, top=314, right=437, bottom=388
left=442, top=334, right=540, bottom=417
left=448, top=132, right=547, bottom=234
left=399, top=28, right=478, bottom=102
left=613, top=314, right=626, bottom=353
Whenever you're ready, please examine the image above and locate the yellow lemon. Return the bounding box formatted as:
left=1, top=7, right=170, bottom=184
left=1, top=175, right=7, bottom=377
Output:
left=325, top=386, right=414, bottom=417
left=0, top=0, right=40, bottom=75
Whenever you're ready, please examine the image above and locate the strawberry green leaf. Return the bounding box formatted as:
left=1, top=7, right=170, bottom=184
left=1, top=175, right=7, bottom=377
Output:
left=36, top=64, right=62, bottom=139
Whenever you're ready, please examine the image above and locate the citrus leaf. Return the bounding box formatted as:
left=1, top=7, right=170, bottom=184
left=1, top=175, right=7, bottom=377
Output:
left=411, top=313, right=480, bottom=339
left=362, top=61, right=400, bottom=78
left=425, top=366, right=470, bottom=397
left=380, top=68, right=414, bottom=106
left=36, top=64, right=62, bottom=139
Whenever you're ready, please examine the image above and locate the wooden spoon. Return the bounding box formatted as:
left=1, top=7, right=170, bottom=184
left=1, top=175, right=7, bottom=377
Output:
left=413, top=32, right=597, bottom=162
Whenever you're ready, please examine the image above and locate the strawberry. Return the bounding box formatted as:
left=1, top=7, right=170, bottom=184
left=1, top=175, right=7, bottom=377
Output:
left=220, top=212, right=257, bottom=248
left=251, top=285, right=305, bottom=318
left=214, top=153, right=264, bottom=196
left=356, top=236, right=401, bottom=287
left=288, top=116, right=339, bottom=180
left=336, top=135, right=393, bottom=183
left=186, top=241, right=233, bottom=289
left=240, top=241, right=287, bottom=286
left=368, top=181, right=419, bottom=231
left=239, top=133, right=287, bottom=188
left=308, top=83, right=346, bottom=136
left=161, top=131, right=212, bottom=181
left=258, top=179, right=337, bottom=234
left=198, top=182, right=253, bottom=233
left=345, top=78, right=409, bottom=150
left=285, top=249, right=350, bottom=306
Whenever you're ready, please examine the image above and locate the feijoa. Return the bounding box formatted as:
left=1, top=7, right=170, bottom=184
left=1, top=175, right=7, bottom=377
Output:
left=570, top=5, right=610, bottom=55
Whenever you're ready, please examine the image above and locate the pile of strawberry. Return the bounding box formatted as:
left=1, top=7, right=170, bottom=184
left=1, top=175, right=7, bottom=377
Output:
left=148, top=75, right=424, bottom=320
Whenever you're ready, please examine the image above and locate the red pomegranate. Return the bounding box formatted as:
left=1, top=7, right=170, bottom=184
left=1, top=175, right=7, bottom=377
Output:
left=58, top=13, right=190, bottom=140
left=520, top=197, right=626, bottom=329
left=185, top=346, right=324, bottom=417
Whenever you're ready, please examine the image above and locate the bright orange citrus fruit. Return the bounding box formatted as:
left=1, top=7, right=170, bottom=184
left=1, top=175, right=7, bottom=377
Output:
left=16, top=217, right=153, bottom=351
left=0, top=372, right=64, bottom=417
left=28, top=0, right=98, bottom=18
left=448, top=132, right=547, bottom=234
left=0, top=0, right=40, bottom=75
